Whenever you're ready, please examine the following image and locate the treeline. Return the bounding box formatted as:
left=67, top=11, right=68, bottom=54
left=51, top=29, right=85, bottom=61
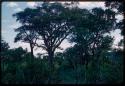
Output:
left=1, top=2, right=123, bottom=84
left=1, top=40, right=123, bottom=84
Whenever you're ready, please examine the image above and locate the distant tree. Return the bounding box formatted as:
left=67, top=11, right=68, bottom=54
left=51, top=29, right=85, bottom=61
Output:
left=118, top=39, right=123, bottom=47
left=1, top=40, right=10, bottom=52
left=2, top=47, right=27, bottom=62
left=1, top=40, right=10, bottom=60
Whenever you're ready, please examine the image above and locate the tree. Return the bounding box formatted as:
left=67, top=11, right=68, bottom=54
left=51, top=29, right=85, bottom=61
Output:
left=105, top=1, right=124, bottom=47
left=68, top=7, right=116, bottom=83
left=105, top=1, right=124, bottom=62
left=1, top=40, right=10, bottom=60
left=70, top=7, right=115, bottom=63
left=14, top=25, right=38, bottom=58
left=13, top=2, right=74, bottom=68
left=1, top=40, right=10, bottom=52
left=13, top=8, right=39, bottom=58
left=105, top=1, right=124, bottom=35
left=13, top=2, right=75, bottom=83
left=33, top=2, right=75, bottom=68
left=2, top=47, right=27, bottom=62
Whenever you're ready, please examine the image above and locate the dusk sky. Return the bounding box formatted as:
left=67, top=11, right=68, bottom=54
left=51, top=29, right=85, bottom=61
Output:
left=2, top=2, right=123, bottom=56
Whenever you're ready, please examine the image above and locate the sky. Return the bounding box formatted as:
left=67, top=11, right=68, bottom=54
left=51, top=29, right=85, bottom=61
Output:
left=1, top=1, right=123, bottom=56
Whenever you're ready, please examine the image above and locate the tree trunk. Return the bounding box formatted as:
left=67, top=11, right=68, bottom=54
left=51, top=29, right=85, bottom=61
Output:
left=48, top=51, right=54, bottom=68
left=47, top=50, right=54, bottom=84
left=30, top=43, right=34, bottom=58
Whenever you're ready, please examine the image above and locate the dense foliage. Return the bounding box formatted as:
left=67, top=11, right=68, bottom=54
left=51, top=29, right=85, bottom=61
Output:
left=1, top=44, right=123, bottom=84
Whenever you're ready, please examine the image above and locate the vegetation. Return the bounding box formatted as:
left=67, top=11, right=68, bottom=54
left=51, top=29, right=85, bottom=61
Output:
left=1, top=2, right=123, bottom=84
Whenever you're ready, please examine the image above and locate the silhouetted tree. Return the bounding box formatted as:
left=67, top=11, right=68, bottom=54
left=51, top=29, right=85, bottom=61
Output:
left=70, top=7, right=115, bottom=63
left=33, top=2, right=75, bottom=68
left=13, top=8, right=39, bottom=58
left=13, top=2, right=75, bottom=83
left=68, top=7, right=116, bottom=83
left=105, top=1, right=124, bottom=61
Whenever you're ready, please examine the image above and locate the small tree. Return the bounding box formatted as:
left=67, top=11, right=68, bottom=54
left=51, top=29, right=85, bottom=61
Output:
left=1, top=40, right=10, bottom=60
left=13, top=8, right=39, bottom=58
left=1, top=40, right=10, bottom=52
left=14, top=25, right=38, bottom=58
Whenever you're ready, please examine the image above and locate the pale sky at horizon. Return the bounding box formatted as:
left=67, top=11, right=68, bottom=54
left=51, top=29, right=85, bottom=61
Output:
left=2, top=1, right=123, bottom=56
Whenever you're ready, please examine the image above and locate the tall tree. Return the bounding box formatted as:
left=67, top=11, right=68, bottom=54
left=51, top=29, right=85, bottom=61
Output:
left=29, top=2, right=74, bottom=68
left=68, top=7, right=116, bottom=83
left=105, top=1, right=124, bottom=61
left=13, top=3, right=75, bottom=83
left=70, top=7, right=116, bottom=61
